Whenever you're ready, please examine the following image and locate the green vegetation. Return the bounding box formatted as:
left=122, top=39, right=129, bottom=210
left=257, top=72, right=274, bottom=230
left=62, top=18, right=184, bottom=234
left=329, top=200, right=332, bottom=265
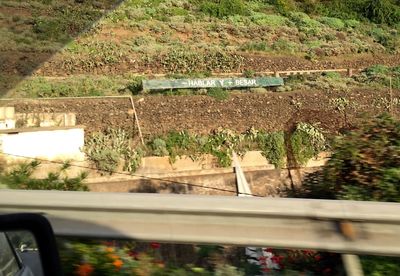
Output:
left=296, top=114, right=400, bottom=274
left=84, top=126, right=321, bottom=171
left=0, top=160, right=88, bottom=191
left=207, top=87, right=229, bottom=100
left=12, top=76, right=126, bottom=98
left=84, top=124, right=326, bottom=172
left=257, top=131, right=286, bottom=168
left=84, top=128, right=143, bottom=174
left=198, top=0, right=246, bottom=18
left=301, top=114, right=400, bottom=201
left=5, top=0, right=400, bottom=97
left=290, top=122, right=326, bottom=165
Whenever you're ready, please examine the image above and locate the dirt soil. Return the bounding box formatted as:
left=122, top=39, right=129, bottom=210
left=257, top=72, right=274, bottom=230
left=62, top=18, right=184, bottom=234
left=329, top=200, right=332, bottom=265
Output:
left=34, top=53, right=400, bottom=76
left=4, top=88, right=399, bottom=138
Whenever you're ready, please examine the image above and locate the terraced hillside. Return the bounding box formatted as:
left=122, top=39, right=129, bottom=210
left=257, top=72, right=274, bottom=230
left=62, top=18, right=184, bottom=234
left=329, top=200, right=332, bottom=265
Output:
left=1, top=0, right=400, bottom=97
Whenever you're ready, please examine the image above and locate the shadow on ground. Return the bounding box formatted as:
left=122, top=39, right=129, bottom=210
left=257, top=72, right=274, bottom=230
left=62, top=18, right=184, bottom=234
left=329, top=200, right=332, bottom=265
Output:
left=0, top=0, right=122, bottom=97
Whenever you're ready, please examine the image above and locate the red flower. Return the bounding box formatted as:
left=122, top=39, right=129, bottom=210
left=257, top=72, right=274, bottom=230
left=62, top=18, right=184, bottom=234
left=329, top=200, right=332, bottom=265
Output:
left=128, top=250, right=139, bottom=259
left=264, top=248, right=273, bottom=253
left=150, top=242, right=161, bottom=249
left=302, top=250, right=314, bottom=255
left=271, top=255, right=284, bottom=264
left=102, top=241, right=114, bottom=247
left=76, top=263, right=93, bottom=276
left=258, top=256, right=267, bottom=261
left=314, top=255, right=322, bottom=261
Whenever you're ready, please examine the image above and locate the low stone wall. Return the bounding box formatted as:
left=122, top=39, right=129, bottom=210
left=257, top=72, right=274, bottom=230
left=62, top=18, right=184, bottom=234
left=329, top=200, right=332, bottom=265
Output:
left=86, top=151, right=328, bottom=196
left=87, top=166, right=320, bottom=196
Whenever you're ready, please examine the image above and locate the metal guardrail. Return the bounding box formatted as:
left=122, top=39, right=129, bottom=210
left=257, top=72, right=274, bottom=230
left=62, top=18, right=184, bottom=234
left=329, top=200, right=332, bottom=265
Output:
left=1, top=190, right=400, bottom=256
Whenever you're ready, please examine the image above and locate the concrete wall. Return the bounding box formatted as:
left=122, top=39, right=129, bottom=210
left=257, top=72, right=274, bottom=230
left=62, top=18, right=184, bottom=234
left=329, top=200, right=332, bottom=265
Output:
left=137, top=151, right=329, bottom=174
left=87, top=151, right=328, bottom=196
left=0, top=107, right=15, bottom=129
left=0, top=126, right=85, bottom=161
left=87, top=166, right=320, bottom=196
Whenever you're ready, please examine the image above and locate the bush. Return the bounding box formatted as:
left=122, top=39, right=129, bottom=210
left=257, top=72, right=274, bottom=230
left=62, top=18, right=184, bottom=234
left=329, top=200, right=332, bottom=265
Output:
left=250, top=13, right=288, bottom=27
left=2, top=160, right=88, bottom=191
left=126, top=76, right=144, bottom=95
left=290, top=122, right=326, bottom=165
left=363, top=0, right=400, bottom=25
left=207, top=87, right=229, bottom=100
left=302, top=114, right=400, bottom=201
left=270, top=0, right=297, bottom=15
left=344, top=19, right=360, bottom=28
left=151, top=138, right=169, bottom=156
left=369, top=27, right=391, bottom=47
left=157, top=47, right=244, bottom=74
left=289, top=12, right=321, bottom=29
left=319, top=16, right=345, bottom=30
left=16, top=76, right=122, bottom=98
left=296, top=114, right=400, bottom=276
left=272, top=38, right=298, bottom=53
left=199, top=0, right=246, bottom=18
left=85, top=128, right=142, bottom=174
left=258, top=131, right=286, bottom=168
left=240, top=41, right=270, bottom=52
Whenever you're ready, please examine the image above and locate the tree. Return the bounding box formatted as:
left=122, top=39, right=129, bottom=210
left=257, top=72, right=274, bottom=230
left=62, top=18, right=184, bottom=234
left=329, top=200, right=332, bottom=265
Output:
left=300, top=114, right=400, bottom=201
left=297, top=114, right=400, bottom=274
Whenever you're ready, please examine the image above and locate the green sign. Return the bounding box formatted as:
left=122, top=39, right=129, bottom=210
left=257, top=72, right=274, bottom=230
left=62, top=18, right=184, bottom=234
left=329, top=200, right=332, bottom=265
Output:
left=142, top=77, right=284, bottom=91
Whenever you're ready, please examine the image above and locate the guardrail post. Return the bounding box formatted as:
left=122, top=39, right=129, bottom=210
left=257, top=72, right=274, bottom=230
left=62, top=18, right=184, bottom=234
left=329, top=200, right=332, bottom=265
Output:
left=342, top=254, right=364, bottom=276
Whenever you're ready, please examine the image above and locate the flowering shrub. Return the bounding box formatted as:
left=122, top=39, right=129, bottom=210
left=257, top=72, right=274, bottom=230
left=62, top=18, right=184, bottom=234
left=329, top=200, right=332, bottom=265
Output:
left=59, top=241, right=180, bottom=276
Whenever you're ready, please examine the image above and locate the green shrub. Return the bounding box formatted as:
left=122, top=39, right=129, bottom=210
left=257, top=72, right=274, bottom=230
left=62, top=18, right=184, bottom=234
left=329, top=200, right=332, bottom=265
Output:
left=207, top=87, right=229, bottom=100
left=33, top=17, right=68, bottom=41
left=361, top=256, right=400, bottom=275
left=297, top=115, right=400, bottom=276
left=151, top=138, right=169, bottom=156
left=85, top=128, right=142, bottom=174
left=250, top=13, right=288, bottom=27
left=290, top=122, right=326, bottom=165
left=302, top=114, right=400, bottom=201
left=199, top=0, right=246, bottom=18
left=240, top=41, right=270, bottom=52
left=2, top=160, right=88, bottom=191
left=324, top=72, right=341, bottom=79
left=126, top=76, right=144, bottom=95
left=319, top=16, right=345, bottom=30
left=364, top=0, right=400, bottom=25
left=33, top=5, right=102, bottom=41
left=270, top=0, right=296, bottom=15
left=369, top=27, right=391, bottom=47
left=258, top=131, right=286, bottom=168
left=344, top=19, right=360, bottom=28
left=289, top=12, right=321, bottom=29
left=157, top=47, right=244, bottom=73
left=272, top=38, right=298, bottom=53
left=364, top=64, right=390, bottom=76
left=15, top=76, right=123, bottom=98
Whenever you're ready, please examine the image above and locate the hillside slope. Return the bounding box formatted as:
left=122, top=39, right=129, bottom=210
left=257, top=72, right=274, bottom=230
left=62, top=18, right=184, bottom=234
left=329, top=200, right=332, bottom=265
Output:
left=1, top=0, right=400, bottom=97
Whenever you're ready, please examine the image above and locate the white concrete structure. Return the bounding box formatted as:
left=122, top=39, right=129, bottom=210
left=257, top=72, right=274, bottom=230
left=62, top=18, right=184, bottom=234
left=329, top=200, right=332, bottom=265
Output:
left=0, top=107, right=16, bottom=129
left=0, top=126, right=85, bottom=161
